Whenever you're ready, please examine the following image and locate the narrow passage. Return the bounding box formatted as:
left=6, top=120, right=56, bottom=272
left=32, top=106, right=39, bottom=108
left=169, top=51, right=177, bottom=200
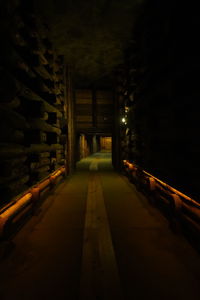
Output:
left=0, top=153, right=200, bottom=300
left=80, top=164, right=123, bottom=299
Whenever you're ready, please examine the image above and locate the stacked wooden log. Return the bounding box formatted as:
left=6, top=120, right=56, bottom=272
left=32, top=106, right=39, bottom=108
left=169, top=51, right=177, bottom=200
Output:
left=0, top=1, right=66, bottom=205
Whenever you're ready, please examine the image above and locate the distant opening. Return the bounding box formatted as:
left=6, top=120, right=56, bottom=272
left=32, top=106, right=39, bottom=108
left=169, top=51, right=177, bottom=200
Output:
left=100, top=136, right=112, bottom=152
left=77, top=134, right=112, bottom=161
left=76, top=134, right=113, bottom=171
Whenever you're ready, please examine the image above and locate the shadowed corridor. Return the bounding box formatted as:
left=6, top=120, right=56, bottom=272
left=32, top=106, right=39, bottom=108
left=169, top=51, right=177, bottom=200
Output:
left=0, top=152, right=200, bottom=300
left=1, top=1, right=200, bottom=299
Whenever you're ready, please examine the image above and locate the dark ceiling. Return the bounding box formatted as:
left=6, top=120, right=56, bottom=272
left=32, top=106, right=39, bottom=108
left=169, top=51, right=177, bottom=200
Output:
left=34, top=0, right=144, bottom=87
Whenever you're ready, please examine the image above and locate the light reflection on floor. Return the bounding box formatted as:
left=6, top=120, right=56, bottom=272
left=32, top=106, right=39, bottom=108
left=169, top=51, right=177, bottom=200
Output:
left=76, top=152, right=113, bottom=171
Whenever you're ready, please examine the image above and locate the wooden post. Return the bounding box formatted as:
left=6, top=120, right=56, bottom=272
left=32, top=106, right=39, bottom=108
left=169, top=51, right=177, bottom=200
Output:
left=92, top=135, right=97, bottom=153
left=112, top=76, right=121, bottom=170
left=65, top=64, right=75, bottom=174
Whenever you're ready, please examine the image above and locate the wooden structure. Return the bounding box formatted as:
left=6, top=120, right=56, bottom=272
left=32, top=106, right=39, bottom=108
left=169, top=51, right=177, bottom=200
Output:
left=100, top=137, right=112, bottom=151
left=124, top=160, right=200, bottom=239
left=75, top=89, right=113, bottom=134
left=75, top=89, right=114, bottom=159
left=0, top=1, right=68, bottom=206
left=115, top=1, right=200, bottom=201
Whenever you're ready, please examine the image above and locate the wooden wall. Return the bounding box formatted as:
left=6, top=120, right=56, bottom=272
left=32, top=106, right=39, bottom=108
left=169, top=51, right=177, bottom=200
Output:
left=75, top=89, right=113, bottom=135
left=75, top=88, right=113, bottom=161
left=116, top=0, right=200, bottom=200
left=100, top=137, right=112, bottom=152
left=0, top=1, right=67, bottom=205
left=96, top=91, right=113, bottom=131
left=75, top=89, right=93, bottom=130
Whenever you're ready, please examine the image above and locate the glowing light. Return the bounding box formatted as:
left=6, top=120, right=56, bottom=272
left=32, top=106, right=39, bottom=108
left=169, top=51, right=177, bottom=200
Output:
left=125, top=106, right=129, bottom=113
left=123, top=160, right=200, bottom=208
left=122, top=117, right=126, bottom=123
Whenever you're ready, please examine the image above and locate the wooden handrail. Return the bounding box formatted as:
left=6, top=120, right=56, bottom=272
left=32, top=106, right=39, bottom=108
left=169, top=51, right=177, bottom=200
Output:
left=123, top=160, right=199, bottom=206
left=123, top=160, right=200, bottom=229
left=0, top=166, right=66, bottom=237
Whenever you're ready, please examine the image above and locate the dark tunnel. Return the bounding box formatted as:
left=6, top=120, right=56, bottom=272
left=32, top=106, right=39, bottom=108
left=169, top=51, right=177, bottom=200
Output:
left=0, top=0, right=200, bottom=299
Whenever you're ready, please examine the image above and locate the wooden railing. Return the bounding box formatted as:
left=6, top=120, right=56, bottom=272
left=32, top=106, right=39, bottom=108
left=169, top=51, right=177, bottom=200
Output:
left=123, top=160, right=200, bottom=235
left=0, top=166, right=65, bottom=237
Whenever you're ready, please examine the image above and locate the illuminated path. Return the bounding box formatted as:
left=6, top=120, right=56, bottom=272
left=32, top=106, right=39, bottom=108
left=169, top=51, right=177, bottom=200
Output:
left=0, top=153, right=200, bottom=299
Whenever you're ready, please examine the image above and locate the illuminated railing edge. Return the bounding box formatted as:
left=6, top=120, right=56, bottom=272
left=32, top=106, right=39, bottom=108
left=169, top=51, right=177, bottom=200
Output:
left=0, top=166, right=66, bottom=237
left=123, top=160, right=200, bottom=210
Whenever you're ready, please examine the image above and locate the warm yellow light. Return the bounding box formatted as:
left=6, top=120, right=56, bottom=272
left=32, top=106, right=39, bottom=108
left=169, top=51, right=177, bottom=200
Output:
left=122, top=117, right=126, bottom=123
left=123, top=160, right=200, bottom=208
left=143, top=170, right=199, bottom=207
left=125, top=106, right=129, bottom=113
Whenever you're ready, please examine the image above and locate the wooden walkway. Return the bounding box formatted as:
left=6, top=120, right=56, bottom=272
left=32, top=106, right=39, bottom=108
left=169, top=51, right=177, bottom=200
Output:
left=0, top=153, right=200, bottom=299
